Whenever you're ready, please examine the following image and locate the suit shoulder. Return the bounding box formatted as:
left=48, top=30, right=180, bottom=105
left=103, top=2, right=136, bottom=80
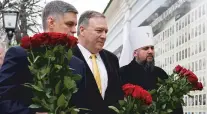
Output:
left=119, top=64, right=131, bottom=75
left=102, top=49, right=118, bottom=59
left=6, top=46, right=27, bottom=57
left=154, top=66, right=168, bottom=79
left=71, top=55, right=84, bottom=65
left=154, top=66, right=166, bottom=72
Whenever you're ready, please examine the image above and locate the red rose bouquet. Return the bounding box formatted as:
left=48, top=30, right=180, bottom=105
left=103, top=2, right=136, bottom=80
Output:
left=109, top=83, right=152, bottom=114
left=146, top=65, right=203, bottom=114
left=20, top=32, right=81, bottom=114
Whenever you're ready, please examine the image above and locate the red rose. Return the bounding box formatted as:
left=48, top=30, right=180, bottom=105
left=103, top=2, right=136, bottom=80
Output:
left=48, top=32, right=68, bottom=45
left=144, top=94, right=152, bottom=105
left=187, top=73, right=198, bottom=84
left=67, top=36, right=78, bottom=48
left=131, top=85, right=152, bottom=105
left=132, top=86, right=142, bottom=98
left=34, top=33, right=49, bottom=45
left=49, top=32, right=68, bottom=45
left=20, top=36, right=31, bottom=49
left=194, top=82, right=203, bottom=90
left=179, top=68, right=187, bottom=76
left=183, top=70, right=192, bottom=76
left=122, top=83, right=135, bottom=96
left=30, top=36, right=42, bottom=48
left=174, top=65, right=183, bottom=73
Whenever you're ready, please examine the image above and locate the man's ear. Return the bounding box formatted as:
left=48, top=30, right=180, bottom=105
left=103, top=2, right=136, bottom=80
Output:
left=133, top=50, right=138, bottom=57
left=47, top=16, right=55, bottom=29
left=79, top=26, right=85, bottom=36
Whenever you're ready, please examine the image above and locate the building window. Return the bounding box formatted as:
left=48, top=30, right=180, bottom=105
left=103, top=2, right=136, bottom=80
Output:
left=195, top=95, right=198, bottom=105
left=191, top=11, right=194, bottom=22
left=203, top=58, right=206, bottom=69
left=199, top=94, right=202, bottom=105
left=176, top=53, right=178, bottom=62
left=188, top=47, right=190, bottom=57
left=199, top=59, right=202, bottom=70
left=203, top=4, right=206, bottom=15
left=199, top=24, right=201, bottom=35
left=188, top=14, right=190, bottom=24
left=203, top=94, right=206, bottom=105
left=195, top=26, right=198, bottom=37
left=191, top=28, right=194, bottom=39
left=185, top=48, right=187, bottom=58
left=182, top=50, right=184, bottom=60
left=184, top=96, right=187, bottom=106
left=199, top=6, right=202, bottom=18
left=192, top=95, right=194, bottom=106
left=203, top=76, right=206, bottom=87
left=176, top=22, right=179, bottom=32
left=199, top=42, right=202, bottom=53
left=203, top=22, right=205, bottom=33
left=195, top=44, right=198, bottom=54
left=185, top=32, right=187, bottom=42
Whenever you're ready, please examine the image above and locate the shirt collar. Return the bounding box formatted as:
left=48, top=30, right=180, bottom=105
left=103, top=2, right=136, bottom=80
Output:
left=77, top=43, right=101, bottom=61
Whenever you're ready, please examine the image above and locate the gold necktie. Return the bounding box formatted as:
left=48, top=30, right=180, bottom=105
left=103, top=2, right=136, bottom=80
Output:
left=90, top=54, right=102, bottom=94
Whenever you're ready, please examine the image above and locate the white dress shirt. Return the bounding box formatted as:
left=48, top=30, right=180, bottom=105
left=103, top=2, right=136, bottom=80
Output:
left=77, top=44, right=108, bottom=98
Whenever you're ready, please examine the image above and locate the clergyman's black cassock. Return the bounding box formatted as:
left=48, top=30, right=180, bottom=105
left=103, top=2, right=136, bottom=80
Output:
left=72, top=46, right=123, bottom=114
left=119, top=59, right=183, bottom=114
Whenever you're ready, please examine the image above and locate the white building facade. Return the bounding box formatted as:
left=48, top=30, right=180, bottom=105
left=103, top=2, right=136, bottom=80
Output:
left=104, top=0, right=207, bottom=113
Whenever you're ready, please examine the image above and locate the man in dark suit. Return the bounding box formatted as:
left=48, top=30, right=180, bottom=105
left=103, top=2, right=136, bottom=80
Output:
left=0, top=1, right=85, bottom=114
left=119, top=26, right=183, bottom=114
left=72, top=10, right=123, bottom=114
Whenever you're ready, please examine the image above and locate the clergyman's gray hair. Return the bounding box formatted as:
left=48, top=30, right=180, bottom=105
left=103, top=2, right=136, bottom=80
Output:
left=77, top=10, right=105, bottom=36
left=42, top=0, right=78, bottom=31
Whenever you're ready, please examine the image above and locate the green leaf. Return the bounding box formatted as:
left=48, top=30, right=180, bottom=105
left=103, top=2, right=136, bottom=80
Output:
left=108, top=106, right=120, bottom=113
left=46, top=89, right=52, bottom=98
left=71, top=110, right=78, bottom=114
left=157, top=77, right=163, bottom=83
left=29, top=104, right=41, bottom=108
left=24, top=83, right=43, bottom=92
left=55, top=80, right=61, bottom=94
left=67, top=49, right=72, bottom=61
left=64, top=76, right=76, bottom=89
left=172, top=84, right=178, bottom=88
left=50, top=57, right=56, bottom=61
left=71, top=74, right=82, bottom=81
left=148, top=89, right=156, bottom=95
left=57, top=94, right=66, bottom=108
left=37, top=81, right=44, bottom=89
left=162, top=104, right=166, bottom=109
left=48, top=96, right=57, bottom=104
left=169, top=87, right=173, bottom=94
left=167, top=109, right=173, bottom=113
left=55, top=65, right=62, bottom=70
left=34, top=56, right=40, bottom=63
left=118, top=100, right=125, bottom=106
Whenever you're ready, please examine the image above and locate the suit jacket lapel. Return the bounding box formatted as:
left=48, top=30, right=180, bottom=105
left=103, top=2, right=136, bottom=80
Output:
left=99, top=50, right=112, bottom=86
left=72, top=46, right=102, bottom=96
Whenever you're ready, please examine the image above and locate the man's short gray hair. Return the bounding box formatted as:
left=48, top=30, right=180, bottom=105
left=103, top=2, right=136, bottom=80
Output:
left=77, top=10, right=105, bottom=36
left=42, top=0, right=78, bottom=31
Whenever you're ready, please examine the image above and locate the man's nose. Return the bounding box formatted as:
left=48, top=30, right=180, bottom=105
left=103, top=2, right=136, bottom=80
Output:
left=148, top=48, right=154, bottom=53
left=100, top=31, right=107, bottom=39
left=70, top=26, right=77, bottom=35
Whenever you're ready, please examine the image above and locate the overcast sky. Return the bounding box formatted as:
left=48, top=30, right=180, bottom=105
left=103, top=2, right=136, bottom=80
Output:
left=34, top=0, right=109, bottom=33
left=44, top=0, right=110, bottom=18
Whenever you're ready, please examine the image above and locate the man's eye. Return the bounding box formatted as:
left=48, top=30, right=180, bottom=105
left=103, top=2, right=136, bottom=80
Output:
left=143, top=47, right=149, bottom=50
left=96, top=30, right=102, bottom=32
